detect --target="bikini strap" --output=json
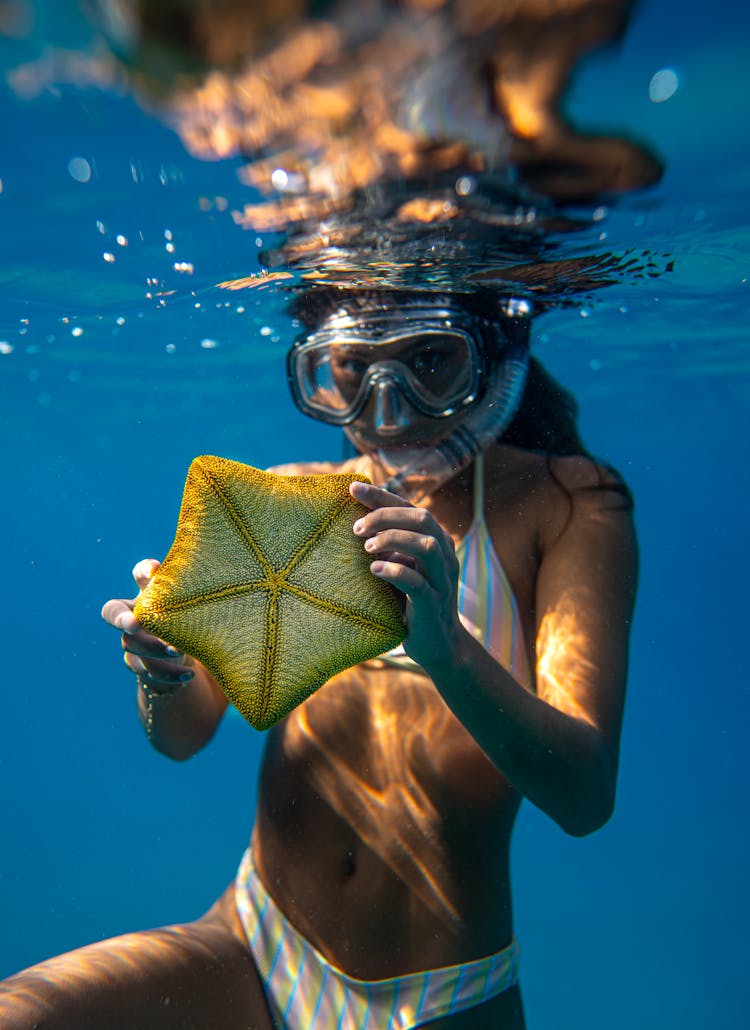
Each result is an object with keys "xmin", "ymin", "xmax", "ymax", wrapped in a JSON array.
[{"xmin": 472, "ymin": 451, "xmax": 485, "ymax": 524}]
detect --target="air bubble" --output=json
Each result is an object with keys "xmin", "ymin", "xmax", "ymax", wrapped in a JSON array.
[
  {"xmin": 649, "ymin": 68, "xmax": 679, "ymax": 103},
  {"xmin": 68, "ymin": 157, "xmax": 91, "ymax": 183}
]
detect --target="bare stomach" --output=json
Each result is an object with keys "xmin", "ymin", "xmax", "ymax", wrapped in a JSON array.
[{"xmin": 251, "ymin": 666, "xmax": 520, "ymax": 980}]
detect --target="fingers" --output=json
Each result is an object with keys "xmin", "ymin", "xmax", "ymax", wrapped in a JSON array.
[
  {"xmin": 121, "ymin": 627, "xmax": 181, "ymax": 662},
  {"xmin": 351, "ymin": 480, "xmax": 447, "ymax": 551},
  {"xmin": 368, "ymin": 559, "xmax": 433, "ymax": 599},
  {"xmin": 101, "ymin": 597, "xmax": 140, "ymax": 634},
  {"xmin": 101, "ymin": 558, "xmax": 162, "ymax": 632},
  {"xmin": 103, "ymin": 558, "xmax": 191, "ymax": 689},
  {"xmin": 133, "ymin": 557, "xmax": 161, "ymax": 590},
  {"xmin": 364, "ymin": 528, "xmax": 454, "ymax": 590},
  {"xmin": 350, "ymin": 479, "xmax": 410, "ymax": 510},
  {"xmin": 373, "ymin": 549, "xmax": 417, "ymax": 570},
  {"xmin": 354, "ymin": 505, "xmax": 455, "ymax": 564},
  {"xmin": 124, "ymin": 649, "xmax": 193, "ymax": 689},
  {"xmin": 351, "ymin": 486, "xmax": 457, "ymax": 598},
  {"xmin": 122, "ymin": 626, "xmax": 193, "ymax": 687}
]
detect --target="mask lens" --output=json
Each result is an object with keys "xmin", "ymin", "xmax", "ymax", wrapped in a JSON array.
[
  {"xmin": 328, "ymin": 344, "xmax": 378, "ymax": 405},
  {"xmin": 395, "ymin": 332, "xmax": 474, "ymax": 408},
  {"xmin": 296, "ymin": 344, "xmax": 371, "ymax": 415},
  {"xmin": 291, "ymin": 320, "xmax": 483, "ymax": 424}
]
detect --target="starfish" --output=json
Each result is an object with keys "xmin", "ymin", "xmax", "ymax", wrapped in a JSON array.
[{"xmin": 133, "ymin": 456, "xmax": 405, "ymax": 730}]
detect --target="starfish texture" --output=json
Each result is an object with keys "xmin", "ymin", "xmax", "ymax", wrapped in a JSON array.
[{"xmin": 133, "ymin": 456, "xmax": 405, "ymax": 730}]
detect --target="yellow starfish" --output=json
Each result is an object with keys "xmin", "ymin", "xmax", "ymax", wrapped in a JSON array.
[{"xmin": 133, "ymin": 456, "xmax": 405, "ymax": 730}]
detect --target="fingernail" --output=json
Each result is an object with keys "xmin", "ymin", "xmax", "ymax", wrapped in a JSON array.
[
  {"xmin": 353, "ymin": 519, "xmax": 364, "ymax": 534},
  {"xmin": 165, "ymin": 645, "xmax": 181, "ymax": 657},
  {"xmin": 364, "ymin": 537, "xmax": 376, "ymax": 552}
]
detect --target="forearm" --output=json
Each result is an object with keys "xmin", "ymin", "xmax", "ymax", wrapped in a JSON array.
[
  {"xmin": 422, "ymin": 627, "xmax": 616, "ymax": 836},
  {"xmin": 138, "ymin": 661, "xmax": 228, "ymax": 761}
]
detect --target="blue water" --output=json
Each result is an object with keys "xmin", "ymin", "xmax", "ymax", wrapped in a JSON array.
[{"xmin": 1, "ymin": 1, "xmax": 748, "ymax": 1027}]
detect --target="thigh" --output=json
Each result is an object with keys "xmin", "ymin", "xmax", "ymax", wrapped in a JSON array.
[{"xmin": 0, "ymin": 887, "xmax": 274, "ymax": 1030}]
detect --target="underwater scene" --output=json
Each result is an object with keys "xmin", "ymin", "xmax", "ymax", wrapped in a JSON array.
[{"xmin": 0, "ymin": 1, "xmax": 748, "ymax": 1027}]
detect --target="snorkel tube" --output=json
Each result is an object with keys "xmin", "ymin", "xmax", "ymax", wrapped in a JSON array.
[{"xmin": 352, "ymin": 298, "xmax": 532, "ymax": 503}]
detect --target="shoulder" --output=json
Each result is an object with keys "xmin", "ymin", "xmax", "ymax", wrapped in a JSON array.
[
  {"xmin": 483, "ymin": 444, "xmax": 635, "ymax": 550},
  {"xmin": 542, "ymin": 455, "xmax": 637, "ymax": 566},
  {"xmin": 548, "ymin": 453, "xmax": 630, "ymax": 493},
  {"xmin": 484, "ymin": 444, "xmax": 632, "ymax": 507},
  {"xmin": 547, "ymin": 455, "xmax": 634, "ymax": 517}
]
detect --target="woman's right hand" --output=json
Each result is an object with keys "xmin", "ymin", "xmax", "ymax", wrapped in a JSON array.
[{"xmin": 101, "ymin": 558, "xmax": 195, "ymax": 691}]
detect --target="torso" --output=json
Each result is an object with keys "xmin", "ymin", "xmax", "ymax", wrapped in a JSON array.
[{"xmin": 252, "ymin": 444, "xmax": 568, "ymax": 980}]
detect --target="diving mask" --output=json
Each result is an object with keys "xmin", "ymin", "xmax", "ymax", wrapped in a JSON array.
[
  {"xmin": 287, "ymin": 296, "xmax": 532, "ymax": 501},
  {"xmin": 287, "ymin": 305, "xmax": 491, "ymax": 432}
]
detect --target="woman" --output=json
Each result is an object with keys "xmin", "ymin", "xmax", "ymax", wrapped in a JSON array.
[{"xmin": 0, "ymin": 290, "xmax": 637, "ymax": 1029}]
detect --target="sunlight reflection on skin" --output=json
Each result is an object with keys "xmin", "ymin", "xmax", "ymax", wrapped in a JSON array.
[
  {"xmin": 536, "ymin": 590, "xmax": 599, "ymax": 727},
  {"xmin": 284, "ymin": 662, "xmax": 465, "ymax": 927},
  {"xmin": 0, "ymin": 889, "xmax": 270, "ymax": 1028},
  {"xmin": 0, "ymin": 926, "xmax": 210, "ymax": 1022}
]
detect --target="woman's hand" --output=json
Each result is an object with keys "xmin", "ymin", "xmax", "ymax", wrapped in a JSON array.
[
  {"xmin": 101, "ymin": 559, "xmax": 195, "ymax": 691},
  {"xmin": 349, "ymin": 480, "xmax": 464, "ymax": 669}
]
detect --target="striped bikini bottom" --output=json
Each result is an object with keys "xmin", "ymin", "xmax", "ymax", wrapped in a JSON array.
[{"xmin": 234, "ymin": 848, "xmax": 520, "ymax": 1030}]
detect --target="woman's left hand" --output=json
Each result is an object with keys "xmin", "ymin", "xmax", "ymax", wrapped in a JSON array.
[{"xmin": 350, "ymin": 480, "xmax": 464, "ymax": 669}]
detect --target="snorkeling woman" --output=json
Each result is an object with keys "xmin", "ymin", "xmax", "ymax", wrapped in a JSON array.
[{"xmin": 0, "ymin": 290, "xmax": 637, "ymax": 1029}]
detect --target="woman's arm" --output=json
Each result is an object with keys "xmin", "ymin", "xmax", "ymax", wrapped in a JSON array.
[
  {"xmin": 100, "ymin": 463, "xmax": 348, "ymax": 760},
  {"xmin": 350, "ymin": 469, "xmax": 637, "ymax": 836},
  {"xmin": 102, "ymin": 560, "xmax": 229, "ymax": 761}
]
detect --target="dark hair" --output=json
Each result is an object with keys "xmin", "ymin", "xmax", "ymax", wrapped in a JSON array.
[
  {"xmin": 506, "ymin": 356, "xmax": 634, "ymax": 509},
  {"xmin": 502, "ymin": 356, "xmax": 587, "ymax": 457}
]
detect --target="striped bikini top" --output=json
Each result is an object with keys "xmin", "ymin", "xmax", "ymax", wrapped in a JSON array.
[{"xmin": 379, "ymin": 453, "xmax": 532, "ymax": 689}]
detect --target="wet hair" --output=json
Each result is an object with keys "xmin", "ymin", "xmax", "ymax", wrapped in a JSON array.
[
  {"xmin": 503, "ymin": 356, "xmax": 585, "ymax": 457},
  {"xmin": 505, "ymin": 356, "xmax": 634, "ymax": 510},
  {"xmin": 287, "ymin": 284, "xmax": 534, "ymax": 333}
]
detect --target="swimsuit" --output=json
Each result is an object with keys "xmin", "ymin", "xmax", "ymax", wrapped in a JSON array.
[
  {"xmin": 235, "ymin": 453, "xmax": 528, "ymax": 1027},
  {"xmin": 235, "ymin": 848, "xmax": 520, "ymax": 1030},
  {"xmin": 381, "ymin": 452, "xmax": 532, "ymax": 689}
]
